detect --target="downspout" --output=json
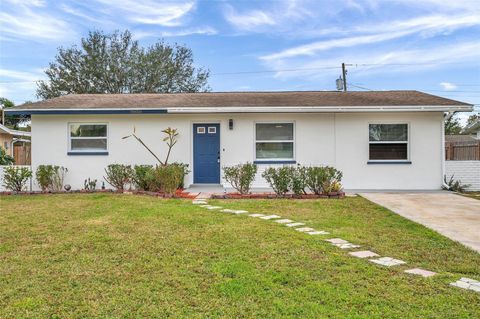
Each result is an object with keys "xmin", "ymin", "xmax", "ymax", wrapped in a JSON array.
[{"xmin": 442, "ymin": 111, "xmax": 455, "ymax": 190}]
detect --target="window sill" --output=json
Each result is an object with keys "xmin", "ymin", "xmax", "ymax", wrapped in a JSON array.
[
  {"xmin": 367, "ymin": 160, "xmax": 411, "ymax": 164},
  {"xmin": 68, "ymin": 151, "xmax": 109, "ymax": 156},
  {"xmin": 254, "ymin": 160, "xmax": 296, "ymax": 164}
]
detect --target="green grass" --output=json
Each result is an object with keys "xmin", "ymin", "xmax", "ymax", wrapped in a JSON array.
[{"xmin": 1, "ymin": 194, "xmax": 479, "ymax": 318}]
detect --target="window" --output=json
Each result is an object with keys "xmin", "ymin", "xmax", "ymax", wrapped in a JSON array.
[
  {"xmin": 369, "ymin": 124, "xmax": 408, "ymax": 160},
  {"xmin": 208, "ymin": 126, "xmax": 216, "ymax": 134},
  {"xmin": 69, "ymin": 123, "xmax": 107, "ymax": 152},
  {"xmin": 255, "ymin": 123, "xmax": 294, "ymax": 160},
  {"xmin": 197, "ymin": 127, "xmax": 205, "ymax": 134}
]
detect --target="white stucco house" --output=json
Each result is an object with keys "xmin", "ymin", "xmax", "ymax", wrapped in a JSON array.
[{"xmin": 6, "ymin": 91, "xmax": 472, "ymax": 190}]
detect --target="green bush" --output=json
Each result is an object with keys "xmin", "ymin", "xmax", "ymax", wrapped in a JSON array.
[
  {"xmin": 132, "ymin": 165, "xmax": 154, "ymax": 191},
  {"xmin": 2, "ymin": 166, "xmax": 32, "ymax": 191},
  {"xmin": 84, "ymin": 178, "xmax": 97, "ymax": 191},
  {"xmin": 104, "ymin": 164, "xmax": 133, "ymax": 191},
  {"xmin": 262, "ymin": 166, "xmax": 291, "ymax": 196},
  {"xmin": 223, "ymin": 162, "xmax": 257, "ymax": 194},
  {"xmin": 0, "ymin": 147, "xmax": 14, "ymax": 165},
  {"xmin": 35, "ymin": 165, "xmax": 68, "ymax": 191},
  {"xmin": 289, "ymin": 165, "xmax": 308, "ymax": 195},
  {"xmin": 171, "ymin": 162, "xmax": 190, "ymax": 189},
  {"xmin": 147, "ymin": 164, "xmax": 185, "ymax": 195},
  {"xmin": 305, "ymin": 166, "xmax": 343, "ymax": 194}
]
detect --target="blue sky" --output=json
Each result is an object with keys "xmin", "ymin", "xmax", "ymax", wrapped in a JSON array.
[{"xmin": 0, "ymin": 0, "xmax": 479, "ymax": 121}]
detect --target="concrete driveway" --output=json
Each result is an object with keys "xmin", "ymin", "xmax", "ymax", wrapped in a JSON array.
[{"xmin": 360, "ymin": 192, "xmax": 480, "ymax": 253}]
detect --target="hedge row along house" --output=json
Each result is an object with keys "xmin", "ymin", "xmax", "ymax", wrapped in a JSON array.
[{"xmin": 6, "ymin": 91, "xmax": 472, "ymax": 191}]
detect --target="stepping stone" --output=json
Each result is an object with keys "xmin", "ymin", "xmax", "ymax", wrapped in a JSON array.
[
  {"xmin": 404, "ymin": 268, "xmax": 437, "ymax": 278},
  {"xmin": 260, "ymin": 215, "xmax": 281, "ymax": 220},
  {"xmin": 307, "ymin": 230, "xmax": 330, "ymax": 235},
  {"xmin": 285, "ymin": 222, "xmax": 305, "ymax": 227},
  {"xmin": 349, "ymin": 250, "xmax": 379, "ymax": 259},
  {"xmin": 248, "ymin": 214, "xmax": 265, "ymax": 218},
  {"xmin": 450, "ymin": 278, "xmax": 480, "ymax": 292},
  {"xmin": 325, "ymin": 238, "xmax": 348, "ymax": 244},
  {"xmin": 275, "ymin": 219, "xmax": 294, "ymax": 224},
  {"xmin": 200, "ymin": 205, "xmax": 212, "ymax": 208},
  {"xmin": 334, "ymin": 243, "xmax": 361, "ymax": 249},
  {"xmin": 231, "ymin": 210, "xmax": 248, "ymax": 214},
  {"xmin": 204, "ymin": 206, "xmax": 223, "ymax": 210},
  {"xmin": 220, "ymin": 209, "xmax": 236, "ymax": 213},
  {"xmin": 370, "ymin": 257, "xmax": 406, "ymax": 267},
  {"xmin": 295, "ymin": 227, "xmax": 316, "ymax": 233}
]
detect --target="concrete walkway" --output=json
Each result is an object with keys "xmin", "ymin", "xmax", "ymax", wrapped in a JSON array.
[{"xmin": 360, "ymin": 192, "xmax": 480, "ymax": 253}]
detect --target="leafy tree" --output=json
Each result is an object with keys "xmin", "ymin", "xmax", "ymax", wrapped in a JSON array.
[
  {"xmin": 37, "ymin": 30, "xmax": 210, "ymax": 99},
  {"xmin": 444, "ymin": 115, "xmax": 463, "ymax": 135},
  {"xmin": 0, "ymin": 97, "xmax": 30, "ymax": 129},
  {"xmin": 466, "ymin": 114, "xmax": 479, "ymax": 126}
]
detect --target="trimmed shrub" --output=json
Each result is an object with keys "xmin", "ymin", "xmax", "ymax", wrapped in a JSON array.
[
  {"xmin": 262, "ymin": 166, "xmax": 291, "ymax": 196},
  {"xmin": 2, "ymin": 166, "xmax": 32, "ymax": 191},
  {"xmin": 290, "ymin": 165, "xmax": 308, "ymax": 195},
  {"xmin": 223, "ymin": 162, "xmax": 257, "ymax": 194},
  {"xmin": 147, "ymin": 164, "xmax": 185, "ymax": 195},
  {"xmin": 305, "ymin": 166, "xmax": 343, "ymax": 194},
  {"xmin": 35, "ymin": 165, "xmax": 68, "ymax": 191},
  {"xmin": 171, "ymin": 162, "xmax": 190, "ymax": 189},
  {"xmin": 132, "ymin": 165, "xmax": 154, "ymax": 191},
  {"xmin": 104, "ymin": 164, "xmax": 133, "ymax": 191}
]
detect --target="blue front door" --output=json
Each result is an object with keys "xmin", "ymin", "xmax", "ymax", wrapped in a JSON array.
[{"xmin": 193, "ymin": 124, "xmax": 220, "ymax": 183}]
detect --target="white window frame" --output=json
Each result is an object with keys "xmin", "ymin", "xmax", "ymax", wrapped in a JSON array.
[
  {"xmin": 197, "ymin": 126, "xmax": 206, "ymax": 134},
  {"xmin": 68, "ymin": 122, "xmax": 109, "ymax": 153},
  {"xmin": 254, "ymin": 121, "xmax": 295, "ymax": 161},
  {"xmin": 208, "ymin": 126, "xmax": 216, "ymax": 134},
  {"xmin": 368, "ymin": 123, "xmax": 409, "ymax": 162}
]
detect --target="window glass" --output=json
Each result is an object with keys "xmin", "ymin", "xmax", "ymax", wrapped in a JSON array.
[
  {"xmin": 369, "ymin": 124, "xmax": 407, "ymax": 141},
  {"xmin": 71, "ymin": 124, "xmax": 107, "ymax": 137},
  {"xmin": 70, "ymin": 124, "xmax": 107, "ymax": 151},
  {"xmin": 71, "ymin": 139, "xmax": 107, "ymax": 150},
  {"xmin": 256, "ymin": 123, "xmax": 293, "ymax": 141},
  {"xmin": 369, "ymin": 143, "xmax": 407, "ymax": 160},
  {"xmin": 256, "ymin": 142, "xmax": 294, "ymax": 159}
]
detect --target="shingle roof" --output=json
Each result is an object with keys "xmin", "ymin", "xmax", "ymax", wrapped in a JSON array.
[{"xmin": 12, "ymin": 91, "xmax": 471, "ymax": 110}]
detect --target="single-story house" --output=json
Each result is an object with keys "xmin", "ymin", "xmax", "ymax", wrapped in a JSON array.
[
  {"xmin": 6, "ymin": 91, "xmax": 473, "ymax": 190},
  {"xmin": 0, "ymin": 123, "xmax": 31, "ymax": 165}
]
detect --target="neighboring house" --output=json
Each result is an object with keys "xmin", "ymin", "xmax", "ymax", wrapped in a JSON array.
[
  {"xmin": 0, "ymin": 123, "xmax": 31, "ymax": 165},
  {"xmin": 5, "ymin": 91, "xmax": 473, "ymax": 190}
]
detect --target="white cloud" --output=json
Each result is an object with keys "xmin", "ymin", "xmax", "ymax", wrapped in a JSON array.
[
  {"xmin": 262, "ymin": 41, "xmax": 480, "ymax": 80},
  {"xmin": 0, "ymin": 1, "xmax": 74, "ymax": 41},
  {"xmin": 133, "ymin": 27, "xmax": 217, "ymax": 39},
  {"xmin": 262, "ymin": 13, "xmax": 480, "ymax": 61},
  {"xmin": 94, "ymin": 0, "xmax": 196, "ymax": 26},
  {"xmin": 439, "ymin": 82, "xmax": 458, "ymax": 91},
  {"xmin": 0, "ymin": 69, "xmax": 45, "ymax": 103},
  {"xmin": 223, "ymin": 5, "xmax": 276, "ymax": 31}
]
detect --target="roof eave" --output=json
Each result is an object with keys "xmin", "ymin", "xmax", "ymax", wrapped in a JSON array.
[{"xmin": 6, "ymin": 104, "xmax": 473, "ymax": 115}]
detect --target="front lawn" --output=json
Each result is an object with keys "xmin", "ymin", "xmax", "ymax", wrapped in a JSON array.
[{"xmin": 1, "ymin": 194, "xmax": 479, "ymax": 318}]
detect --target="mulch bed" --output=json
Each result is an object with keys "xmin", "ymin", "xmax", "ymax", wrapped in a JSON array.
[
  {"xmin": 0, "ymin": 189, "xmax": 196, "ymax": 199},
  {"xmin": 211, "ymin": 192, "xmax": 346, "ymax": 199}
]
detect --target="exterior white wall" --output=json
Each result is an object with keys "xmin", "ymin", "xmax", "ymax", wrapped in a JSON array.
[
  {"xmin": 445, "ymin": 161, "xmax": 480, "ymax": 191},
  {"xmin": 30, "ymin": 111, "xmax": 444, "ymax": 191}
]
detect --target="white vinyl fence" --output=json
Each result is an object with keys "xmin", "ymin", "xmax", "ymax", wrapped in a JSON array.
[
  {"xmin": 445, "ymin": 161, "xmax": 480, "ymax": 191},
  {"xmin": 0, "ymin": 165, "xmax": 33, "ymax": 192}
]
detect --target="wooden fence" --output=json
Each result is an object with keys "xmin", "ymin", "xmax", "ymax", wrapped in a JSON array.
[
  {"xmin": 13, "ymin": 144, "xmax": 31, "ymax": 165},
  {"xmin": 445, "ymin": 141, "xmax": 480, "ymax": 161}
]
